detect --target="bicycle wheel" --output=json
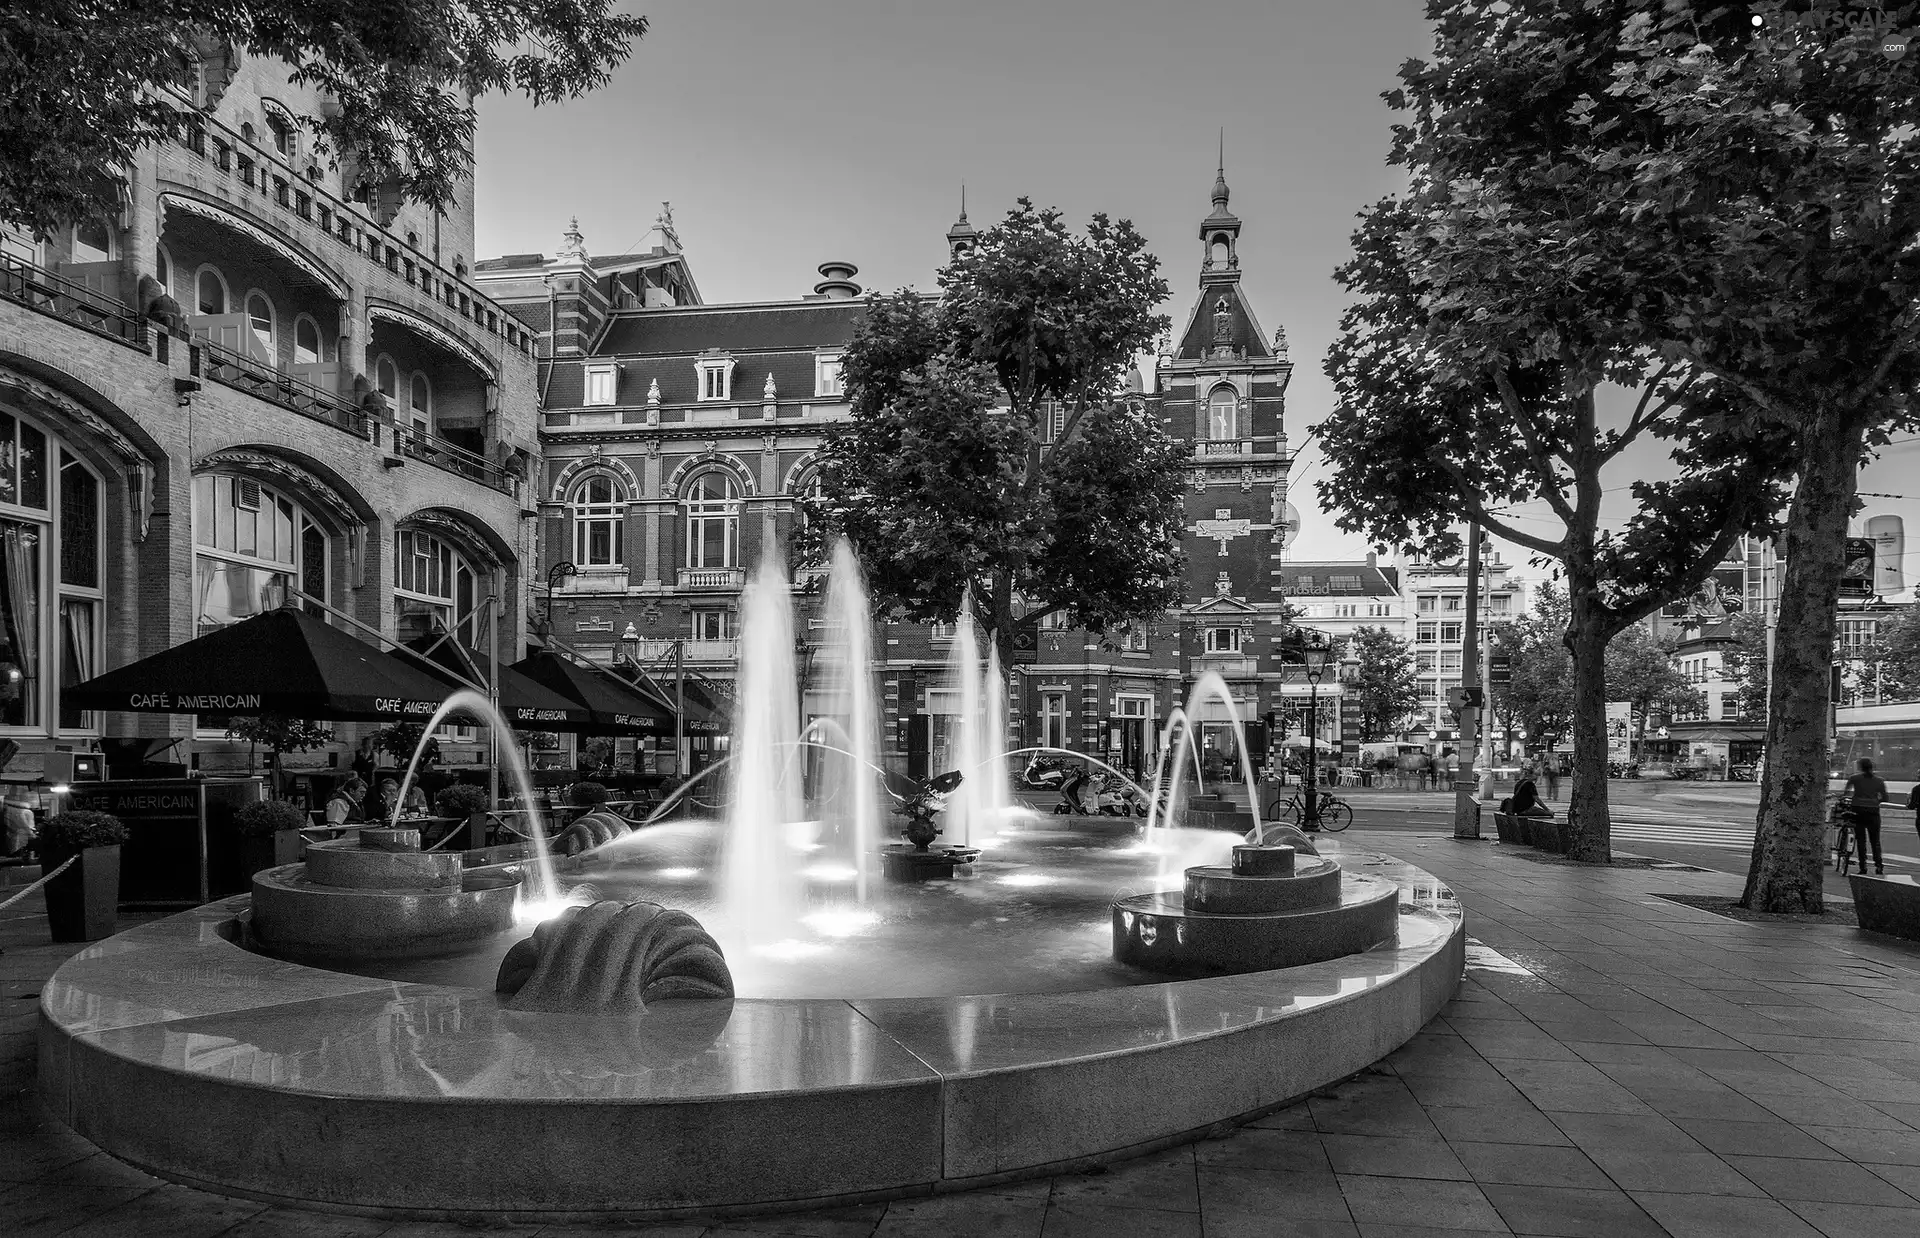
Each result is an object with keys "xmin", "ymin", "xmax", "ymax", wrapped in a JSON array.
[
  {"xmin": 1319, "ymin": 800, "xmax": 1352, "ymax": 831},
  {"xmin": 1269, "ymin": 797, "xmax": 1299, "ymax": 824}
]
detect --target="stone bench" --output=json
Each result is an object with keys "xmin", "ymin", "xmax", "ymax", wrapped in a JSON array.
[
  {"xmin": 1850, "ymin": 874, "xmax": 1920, "ymax": 943},
  {"xmin": 1494, "ymin": 809, "xmax": 1567, "ymax": 854}
]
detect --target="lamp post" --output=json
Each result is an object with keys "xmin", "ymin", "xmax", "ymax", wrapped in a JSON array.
[
  {"xmin": 1300, "ymin": 634, "xmax": 1334, "ymax": 830},
  {"xmin": 544, "ymin": 562, "xmax": 577, "ymax": 633}
]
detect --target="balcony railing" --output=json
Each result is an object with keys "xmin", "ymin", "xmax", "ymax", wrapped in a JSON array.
[
  {"xmin": 393, "ymin": 424, "xmax": 515, "ymax": 495},
  {"xmin": 195, "ymin": 338, "xmax": 369, "ymax": 438},
  {"xmin": 1193, "ymin": 653, "xmax": 1259, "ymax": 678},
  {"xmin": 678, "ymin": 568, "xmax": 746, "ymax": 590},
  {"xmin": 632, "ymin": 638, "xmax": 739, "ymax": 663},
  {"xmin": 1195, "ymin": 436, "xmax": 1286, "ymax": 458},
  {"xmin": 172, "ymin": 114, "xmax": 533, "ymax": 356},
  {"xmin": 0, "ymin": 254, "xmax": 147, "ymax": 350}
]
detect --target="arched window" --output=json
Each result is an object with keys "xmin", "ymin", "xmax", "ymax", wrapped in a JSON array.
[
  {"xmin": 293, "ymin": 315, "xmax": 323, "ymax": 365},
  {"xmin": 408, "ymin": 372, "xmax": 432, "ymax": 435},
  {"xmin": 196, "ymin": 267, "xmax": 228, "ymax": 316},
  {"xmin": 155, "ymin": 245, "xmax": 172, "ymax": 295},
  {"xmin": 684, "ymin": 470, "xmax": 740, "ymax": 570},
  {"xmin": 192, "ymin": 475, "xmax": 329, "ymax": 637},
  {"xmin": 246, "ymin": 291, "xmax": 275, "ymax": 356},
  {"xmin": 571, "ymin": 474, "xmax": 626, "ymax": 568},
  {"xmin": 394, "ymin": 527, "xmax": 478, "ymax": 647},
  {"xmin": 0, "ymin": 410, "xmax": 104, "ymax": 734},
  {"xmin": 264, "ymin": 107, "xmax": 296, "ymax": 158},
  {"xmin": 375, "ymin": 356, "xmax": 398, "ymax": 401},
  {"xmin": 1207, "ymin": 384, "xmax": 1240, "ymax": 441}
]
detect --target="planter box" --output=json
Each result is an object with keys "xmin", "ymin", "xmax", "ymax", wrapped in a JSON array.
[
  {"xmin": 1850, "ymin": 874, "xmax": 1920, "ymax": 942},
  {"xmin": 1493, "ymin": 812, "xmax": 1517, "ymax": 844},
  {"xmin": 43, "ymin": 844, "xmax": 121, "ymax": 942},
  {"xmin": 238, "ymin": 830, "xmax": 306, "ymax": 882}
]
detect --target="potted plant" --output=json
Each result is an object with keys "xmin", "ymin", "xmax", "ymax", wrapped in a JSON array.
[
  {"xmin": 434, "ymin": 783, "xmax": 491, "ymax": 850},
  {"xmin": 567, "ymin": 781, "xmax": 609, "ymax": 808},
  {"xmin": 225, "ymin": 713, "xmax": 333, "ymax": 797},
  {"xmin": 38, "ymin": 809, "xmax": 129, "ymax": 943},
  {"xmin": 234, "ymin": 799, "xmax": 310, "ymax": 879}
]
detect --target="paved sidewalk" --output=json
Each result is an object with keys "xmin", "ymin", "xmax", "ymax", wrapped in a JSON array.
[{"xmin": 5, "ymin": 836, "xmax": 1920, "ymax": 1236}]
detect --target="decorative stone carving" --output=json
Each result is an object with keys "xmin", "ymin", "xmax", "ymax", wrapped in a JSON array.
[
  {"xmin": 549, "ymin": 453, "xmax": 640, "ymax": 503},
  {"xmin": 763, "ymin": 371, "xmax": 777, "ymax": 400},
  {"xmin": 366, "ymin": 304, "xmax": 496, "ymax": 378},
  {"xmin": 1215, "ymin": 571, "xmax": 1233, "ymax": 597},
  {"xmin": 1212, "ymin": 295, "xmax": 1233, "ymax": 343},
  {"xmin": 159, "ymin": 195, "xmax": 347, "ymax": 300},
  {"xmin": 553, "ymin": 810, "xmax": 632, "ymax": 857},
  {"xmin": 1273, "ymin": 326, "xmax": 1290, "ymax": 358},
  {"xmin": 195, "ymin": 448, "xmax": 364, "ymax": 533},
  {"xmin": 646, "ymin": 377, "xmax": 661, "ymax": 405},
  {"xmin": 558, "ymin": 217, "xmax": 589, "ymax": 262},
  {"xmin": 495, "ymin": 900, "xmax": 734, "ymax": 1013}
]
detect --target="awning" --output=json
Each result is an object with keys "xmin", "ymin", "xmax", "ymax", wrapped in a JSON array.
[
  {"xmin": 66, "ymin": 609, "xmax": 451, "ymax": 722},
  {"xmin": 1665, "ymin": 725, "xmax": 1765, "ymax": 743},
  {"xmin": 507, "ymin": 652, "xmax": 674, "ymax": 736},
  {"xmin": 605, "ymin": 663, "xmax": 728, "ymax": 736},
  {"xmin": 394, "ymin": 636, "xmax": 598, "ymax": 732}
]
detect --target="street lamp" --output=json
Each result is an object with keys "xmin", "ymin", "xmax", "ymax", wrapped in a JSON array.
[
  {"xmin": 544, "ymin": 562, "xmax": 577, "ymax": 632},
  {"xmin": 618, "ymin": 622, "xmax": 641, "ymax": 667},
  {"xmin": 1299, "ymin": 634, "xmax": 1335, "ymax": 830}
]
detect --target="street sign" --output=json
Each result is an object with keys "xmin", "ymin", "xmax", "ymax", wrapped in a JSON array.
[
  {"xmin": 1841, "ymin": 536, "xmax": 1877, "ymax": 599},
  {"xmin": 1489, "ymin": 647, "xmax": 1512, "ymax": 687}
]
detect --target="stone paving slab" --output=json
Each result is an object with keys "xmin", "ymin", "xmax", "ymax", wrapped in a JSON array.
[{"xmin": 4, "ymin": 833, "xmax": 1920, "ymax": 1235}]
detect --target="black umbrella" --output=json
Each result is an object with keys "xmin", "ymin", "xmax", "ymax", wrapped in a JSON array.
[
  {"xmin": 603, "ymin": 662, "xmax": 728, "ymax": 736},
  {"xmin": 508, "ymin": 652, "xmax": 674, "ymax": 737},
  {"xmin": 395, "ymin": 635, "xmax": 599, "ymax": 732},
  {"xmin": 66, "ymin": 608, "xmax": 454, "ymax": 722}
]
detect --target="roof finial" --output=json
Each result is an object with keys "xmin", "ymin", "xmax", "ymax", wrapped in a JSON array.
[
  {"xmin": 959, "ymin": 183, "xmax": 967, "ymax": 222},
  {"xmin": 1211, "ymin": 130, "xmax": 1230, "ymax": 208}
]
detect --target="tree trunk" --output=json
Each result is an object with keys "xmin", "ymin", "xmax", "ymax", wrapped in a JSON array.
[
  {"xmin": 1741, "ymin": 412, "xmax": 1868, "ymax": 913},
  {"xmin": 1563, "ymin": 586, "xmax": 1613, "ymax": 863}
]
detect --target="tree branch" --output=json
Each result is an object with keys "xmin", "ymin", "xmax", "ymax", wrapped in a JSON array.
[
  {"xmin": 1428, "ymin": 453, "xmax": 1569, "ymax": 558},
  {"xmin": 1490, "ymin": 367, "xmax": 1576, "ymax": 524}
]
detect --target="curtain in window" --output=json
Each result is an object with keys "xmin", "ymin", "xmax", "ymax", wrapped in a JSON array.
[
  {"xmin": 0, "ymin": 524, "xmax": 37, "ymax": 711},
  {"xmin": 59, "ymin": 599, "xmax": 94, "ymax": 728}
]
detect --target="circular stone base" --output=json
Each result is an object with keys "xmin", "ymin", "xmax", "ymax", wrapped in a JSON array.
[
  {"xmin": 879, "ymin": 846, "xmax": 980, "ymax": 882},
  {"xmin": 1112, "ymin": 871, "xmax": 1401, "ymax": 977},
  {"xmin": 249, "ymin": 865, "xmax": 520, "ymax": 961},
  {"xmin": 37, "ymin": 846, "xmax": 1462, "ymax": 1220},
  {"xmin": 1183, "ymin": 856, "xmax": 1343, "ymax": 914}
]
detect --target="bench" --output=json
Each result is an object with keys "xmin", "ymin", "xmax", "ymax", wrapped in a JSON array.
[
  {"xmin": 1850, "ymin": 874, "xmax": 1920, "ymax": 943},
  {"xmin": 1494, "ymin": 809, "xmax": 1567, "ymax": 853}
]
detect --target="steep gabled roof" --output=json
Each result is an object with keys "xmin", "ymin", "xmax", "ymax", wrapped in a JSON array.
[{"xmin": 1172, "ymin": 281, "xmax": 1272, "ymax": 362}]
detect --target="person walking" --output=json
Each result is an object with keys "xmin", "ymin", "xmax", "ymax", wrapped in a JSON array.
[
  {"xmin": 1908, "ymin": 767, "xmax": 1919, "ymax": 848},
  {"xmin": 1844, "ymin": 758, "xmax": 1889, "ymax": 876},
  {"xmin": 1543, "ymin": 754, "xmax": 1561, "ymax": 802}
]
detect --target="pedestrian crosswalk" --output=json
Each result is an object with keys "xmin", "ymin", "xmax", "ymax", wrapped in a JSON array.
[{"xmin": 1608, "ymin": 817, "xmax": 1920, "ymax": 867}]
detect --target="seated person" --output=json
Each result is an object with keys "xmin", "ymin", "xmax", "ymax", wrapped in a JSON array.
[
  {"xmin": 1507, "ymin": 778, "xmax": 1554, "ymax": 819},
  {"xmin": 324, "ymin": 776, "xmax": 367, "ymax": 826},
  {"xmin": 399, "ymin": 780, "xmax": 429, "ymax": 817}
]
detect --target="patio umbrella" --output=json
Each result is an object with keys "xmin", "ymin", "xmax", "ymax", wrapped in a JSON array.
[
  {"xmin": 394, "ymin": 635, "xmax": 598, "ymax": 732},
  {"xmin": 604, "ymin": 662, "xmax": 728, "ymax": 736},
  {"xmin": 66, "ymin": 608, "xmax": 452, "ymax": 722},
  {"xmin": 507, "ymin": 651, "xmax": 674, "ymax": 737}
]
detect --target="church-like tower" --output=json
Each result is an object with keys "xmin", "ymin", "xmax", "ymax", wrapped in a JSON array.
[{"xmin": 1153, "ymin": 153, "xmax": 1300, "ymax": 742}]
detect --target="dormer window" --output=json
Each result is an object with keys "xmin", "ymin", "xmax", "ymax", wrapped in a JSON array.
[
  {"xmin": 697, "ymin": 356, "xmax": 734, "ymax": 402},
  {"xmin": 815, "ymin": 353, "xmax": 845, "ymax": 398},
  {"xmin": 584, "ymin": 363, "xmax": 617, "ymax": 407}
]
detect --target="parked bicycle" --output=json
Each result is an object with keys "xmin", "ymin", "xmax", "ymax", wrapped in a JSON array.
[{"xmin": 1265, "ymin": 788, "xmax": 1352, "ymax": 832}]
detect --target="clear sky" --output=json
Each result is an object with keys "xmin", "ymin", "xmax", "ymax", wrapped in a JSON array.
[{"xmin": 473, "ymin": 0, "xmax": 1439, "ymax": 562}]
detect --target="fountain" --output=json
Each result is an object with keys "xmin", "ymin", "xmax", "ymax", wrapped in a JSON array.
[{"xmin": 37, "ymin": 536, "xmax": 1466, "ymax": 1220}]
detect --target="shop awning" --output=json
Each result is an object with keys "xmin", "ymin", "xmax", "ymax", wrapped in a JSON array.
[
  {"xmin": 507, "ymin": 652, "xmax": 675, "ymax": 737},
  {"xmin": 604, "ymin": 663, "xmax": 728, "ymax": 736},
  {"xmin": 66, "ymin": 609, "xmax": 452, "ymax": 722},
  {"xmin": 393, "ymin": 636, "xmax": 599, "ymax": 733},
  {"xmin": 1666, "ymin": 725, "xmax": 1765, "ymax": 743}
]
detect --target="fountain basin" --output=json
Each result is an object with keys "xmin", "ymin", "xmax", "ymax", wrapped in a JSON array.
[
  {"xmin": 1183, "ymin": 856, "xmax": 1343, "ymax": 914},
  {"xmin": 37, "ymin": 842, "xmax": 1461, "ymax": 1220},
  {"xmin": 302, "ymin": 838, "xmax": 463, "ymax": 891},
  {"xmin": 878, "ymin": 844, "xmax": 981, "ymax": 882},
  {"xmin": 1112, "ymin": 873, "xmax": 1401, "ymax": 977},
  {"xmin": 248, "ymin": 865, "xmax": 520, "ymax": 961}
]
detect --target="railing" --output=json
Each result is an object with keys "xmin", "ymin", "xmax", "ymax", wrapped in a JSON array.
[
  {"xmin": 194, "ymin": 338, "xmax": 369, "ymax": 438},
  {"xmin": 632, "ymin": 638, "xmax": 738, "ymax": 663},
  {"xmin": 677, "ymin": 568, "xmax": 746, "ymax": 590},
  {"xmin": 1193, "ymin": 653, "xmax": 1259, "ymax": 678},
  {"xmin": 171, "ymin": 114, "xmax": 533, "ymax": 356},
  {"xmin": 393, "ymin": 424, "xmax": 515, "ymax": 495},
  {"xmin": 0, "ymin": 253, "xmax": 147, "ymax": 350},
  {"xmin": 1196, "ymin": 437, "xmax": 1285, "ymax": 458}
]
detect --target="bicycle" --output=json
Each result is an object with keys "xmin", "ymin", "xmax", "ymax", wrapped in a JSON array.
[
  {"xmin": 1831, "ymin": 796, "xmax": 1859, "ymax": 874},
  {"xmin": 1266, "ymin": 788, "xmax": 1352, "ymax": 832}
]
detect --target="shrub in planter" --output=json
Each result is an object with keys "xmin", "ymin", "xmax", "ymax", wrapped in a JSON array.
[
  {"xmin": 234, "ymin": 800, "xmax": 310, "ymax": 878},
  {"xmin": 38, "ymin": 810, "xmax": 129, "ymax": 943},
  {"xmin": 568, "ymin": 781, "xmax": 610, "ymax": 808},
  {"xmin": 435, "ymin": 784, "xmax": 491, "ymax": 819},
  {"xmin": 235, "ymin": 800, "xmax": 310, "ymax": 838}
]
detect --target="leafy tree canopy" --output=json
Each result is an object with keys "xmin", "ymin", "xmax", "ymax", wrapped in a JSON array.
[
  {"xmin": 1604, "ymin": 623, "xmax": 1704, "ymax": 750},
  {"xmin": 0, "ymin": 1, "xmax": 648, "ymax": 235},
  {"xmin": 1862, "ymin": 604, "xmax": 1920, "ymax": 704},
  {"xmin": 1345, "ymin": 626, "xmax": 1423, "ymax": 742},
  {"xmin": 805, "ymin": 201, "xmax": 1184, "ymax": 656},
  {"xmin": 1496, "ymin": 580, "xmax": 1576, "ymax": 752}
]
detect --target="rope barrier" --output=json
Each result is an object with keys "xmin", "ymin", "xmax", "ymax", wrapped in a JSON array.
[{"xmin": 0, "ymin": 855, "xmax": 79, "ymax": 912}]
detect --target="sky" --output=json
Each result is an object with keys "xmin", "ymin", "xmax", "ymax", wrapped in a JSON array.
[{"xmin": 471, "ymin": 0, "xmax": 1673, "ymax": 579}]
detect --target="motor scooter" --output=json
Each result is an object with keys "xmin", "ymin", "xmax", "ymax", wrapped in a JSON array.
[{"xmin": 1022, "ymin": 754, "xmax": 1069, "ymax": 791}]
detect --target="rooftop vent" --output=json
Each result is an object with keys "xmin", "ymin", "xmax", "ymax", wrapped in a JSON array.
[{"xmin": 811, "ymin": 261, "xmax": 862, "ymax": 300}]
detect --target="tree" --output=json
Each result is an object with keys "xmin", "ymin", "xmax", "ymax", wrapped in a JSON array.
[
  {"xmin": 1577, "ymin": 4, "xmax": 1920, "ymax": 910},
  {"xmin": 226, "ymin": 714, "xmax": 332, "ymax": 794},
  {"xmin": 1604, "ymin": 624, "xmax": 1704, "ymax": 761},
  {"xmin": 1, "ymin": 2, "xmax": 648, "ymax": 236},
  {"xmin": 1719, "ymin": 611, "xmax": 1771, "ymax": 723},
  {"xmin": 1318, "ymin": 1, "xmax": 1796, "ymax": 862},
  {"xmin": 1863, "ymin": 604, "xmax": 1920, "ymax": 703},
  {"xmin": 1497, "ymin": 581, "xmax": 1576, "ymax": 755},
  {"xmin": 1346, "ymin": 626, "xmax": 1423, "ymax": 741},
  {"xmin": 804, "ymin": 201, "xmax": 1185, "ymax": 668}
]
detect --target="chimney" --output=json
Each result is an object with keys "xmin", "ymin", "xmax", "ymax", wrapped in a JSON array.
[{"xmin": 811, "ymin": 261, "xmax": 862, "ymax": 299}]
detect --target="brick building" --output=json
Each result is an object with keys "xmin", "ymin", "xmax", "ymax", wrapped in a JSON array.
[
  {"xmin": 494, "ymin": 162, "xmax": 1390, "ymax": 782},
  {"xmin": 0, "ymin": 49, "xmax": 540, "ymax": 778}
]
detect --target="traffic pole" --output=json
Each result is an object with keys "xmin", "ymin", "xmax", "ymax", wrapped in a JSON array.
[{"xmin": 1455, "ymin": 522, "xmax": 1483, "ymax": 839}]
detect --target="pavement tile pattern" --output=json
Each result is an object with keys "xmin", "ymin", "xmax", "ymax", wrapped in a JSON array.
[{"xmin": 3, "ymin": 833, "xmax": 1920, "ymax": 1236}]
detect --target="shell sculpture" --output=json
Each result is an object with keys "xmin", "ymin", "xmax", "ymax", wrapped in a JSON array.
[
  {"xmin": 1254, "ymin": 822, "xmax": 1321, "ymax": 856},
  {"xmin": 553, "ymin": 810, "xmax": 632, "ymax": 857},
  {"xmin": 495, "ymin": 899, "xmax": 734, "ymax": 1013}
]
